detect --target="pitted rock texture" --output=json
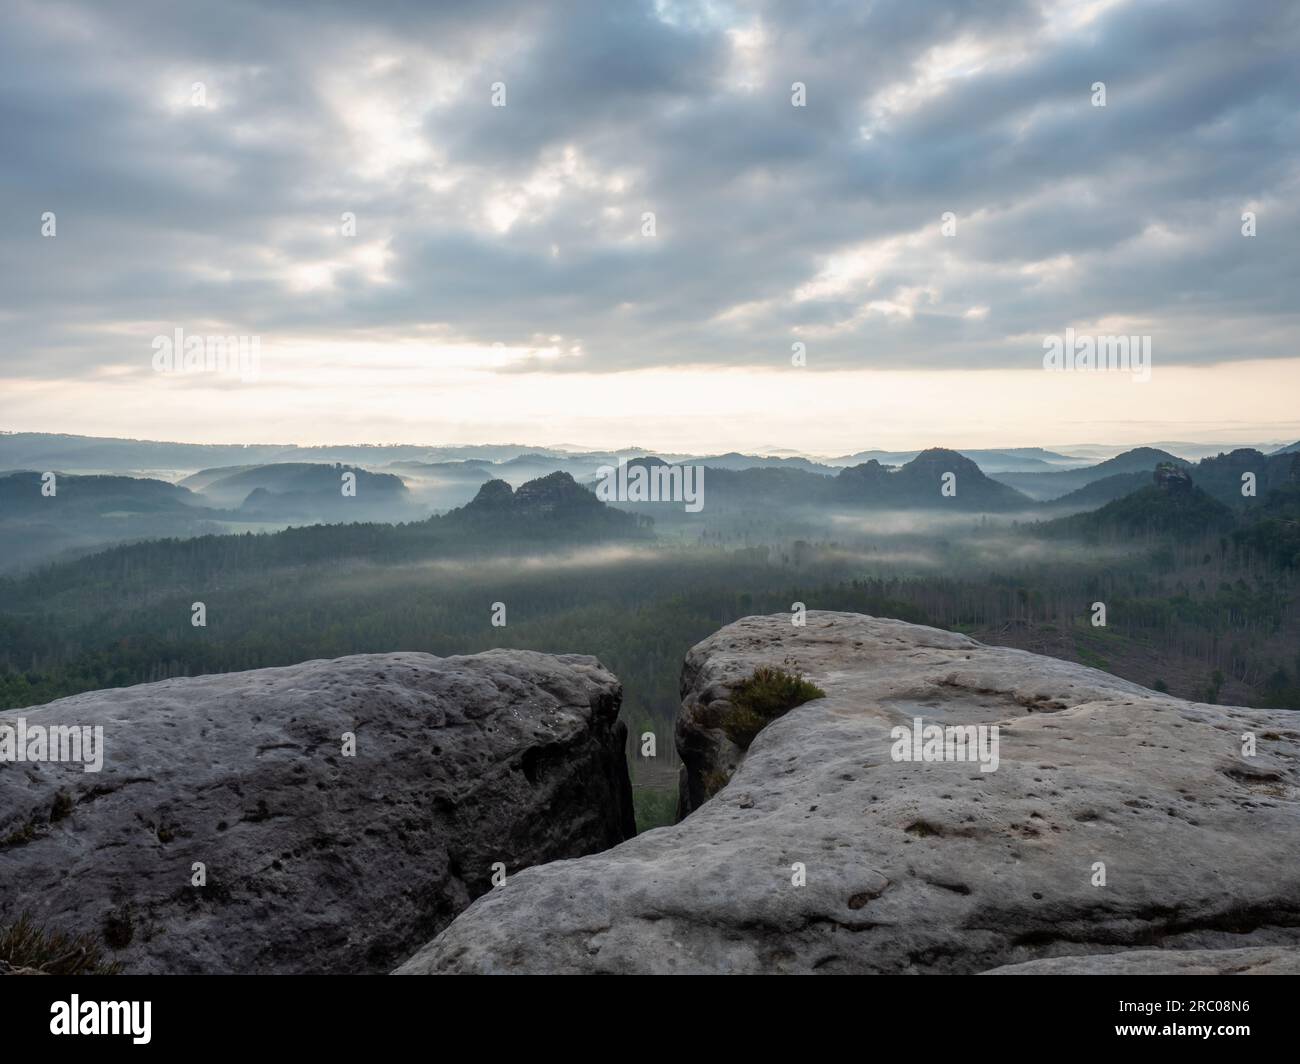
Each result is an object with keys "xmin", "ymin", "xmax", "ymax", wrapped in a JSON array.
[
  {"xmin": 0, "ymin": 651, "xmax": 634, "ymax": 973},
  {"xmin": 396, "ymin": 612, "xmax": 1300, "ymax": 974}
]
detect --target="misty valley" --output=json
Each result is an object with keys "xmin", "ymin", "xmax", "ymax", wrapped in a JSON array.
[{"xmin": 3, "ymin": 433, "xmax": 1297, "ymax": 834}]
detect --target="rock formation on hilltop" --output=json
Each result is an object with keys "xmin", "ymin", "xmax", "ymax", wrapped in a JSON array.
[
  {"xmin": 453, "ymin": 470, "xmax": 650, "ymax": 539},
  {"xmin": 1042, "ymin": 462, "xmax": 1235, "ymax": 541},
  {"xmin": 0, "ymin": 651, "xmax": 634, "ymax": 974},
  {"xmin": 1153, "ymin": 460, "xmax": 1193, "ymax": 493},
  {"xmin": 464, "ymin": 470, "xmax": 602, "ymax": 516},
  {"xmin": 397, "ymin": 611, "xmax": 1300, "ymax": 975}
]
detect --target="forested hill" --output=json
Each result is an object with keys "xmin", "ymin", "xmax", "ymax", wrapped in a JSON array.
[
  {"xmin": 1233, "ymin": 473, "xmax": 1300, "ymax": 570},
  {"xmin": 1037, "ymin": 458, "xmax": 1300, "ymax": 554},
  {"xmin": 0, "ymin": 471, "xmax": 200, "ymax": 514},
  {"xmin": 1040, "ymin": 465, "xmax": 1234, "ymax": 541},
  {"xmin": 1, "ymin": 472, "xmax": 650, "ymax": 603}
]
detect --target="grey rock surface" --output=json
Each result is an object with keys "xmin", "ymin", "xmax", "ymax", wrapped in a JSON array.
[
  {"xmin": 983, "ymin": 945, "xmax": 1300, "ymax": 974},
  {"xmin": 0, "ymin": 650, "xmax": 633, "ymax": 973},
  {"xmin": 397, "ymin": 612, "xmax": 1300, "ymax": 974}
]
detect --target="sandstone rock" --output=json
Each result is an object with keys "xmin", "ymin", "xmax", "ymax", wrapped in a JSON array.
[
  {"xmin": 0, "ymin": 651, "xmax": 633, "ymax": 974},
  {"xmin": 397, "ymin": 612, "xmax": 1300, "ymax": 974},
  {"xmin": 983, "ymin": 945, "xmax": 1300, "ymax": 975},
  {"xmin": 1154, "ymin": 461, "xmax": 1194, "ymax": 493}
]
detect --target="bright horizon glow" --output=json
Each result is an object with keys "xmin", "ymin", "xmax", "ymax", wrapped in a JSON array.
[{"xmin": 5, "ymin": 355, "xmax": 1298, "ymax": 457}]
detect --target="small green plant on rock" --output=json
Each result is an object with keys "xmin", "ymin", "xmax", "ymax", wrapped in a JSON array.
[
  {"xmin": 0, "ymin": 914, "xmax": 123, "ymax": 975},
  {"xmin": 720, "ymin": 667, "xmax": 825, "ymax": 748}
]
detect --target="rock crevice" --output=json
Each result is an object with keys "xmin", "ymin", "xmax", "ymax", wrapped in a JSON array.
[{"xmin": 397, "ymin": 612, "xmax": 1300, "ymax": 974}]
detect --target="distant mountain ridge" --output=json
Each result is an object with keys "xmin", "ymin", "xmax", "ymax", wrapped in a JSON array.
[
  {"xmin": 3, "ymin": 471, "xmax": 649, "ymax": 595},
  {"xmin": 6, "ymin": 434, "xmax": 1299, "ymax": 568},
  {"xmin": 1039, "ymin": 463, "xmax": 1236, "ymax": 541},
  {"xmin": 991, "ymin": 447, "xmax": 1190, "ymax": 500},
  {"xmin": 0, "ymin": 471, "xmax": 200, "ymax": 515},
  {"xmin": 829, "ymin": 446, "xmax": 1089, "ymax": 473},
  {"xmin": 616, "ymin": 447, "xmax": 1034, "ymax": 512},
  {"xmin": 181, "ymin": 462, "xmax": 408, "ymax": 510},
  {"xmin": 0, "ymin": 471, "xmax": 224, "ymax": 572},
  {"xmin": 13, "ymin": 431, "xmax": 1294, "ymax": 482}
]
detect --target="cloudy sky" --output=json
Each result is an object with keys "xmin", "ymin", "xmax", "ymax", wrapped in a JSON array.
[{"xmin": 2, "ymin": 0, "xmax": 1297, "ymax": 454}]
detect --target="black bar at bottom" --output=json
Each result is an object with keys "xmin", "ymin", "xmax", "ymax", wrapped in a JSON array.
[{"xmin": 1, "ymin": 972, "xmax": 1291, "ymax": 1052}]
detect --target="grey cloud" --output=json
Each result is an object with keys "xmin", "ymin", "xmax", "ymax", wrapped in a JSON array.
[{"xmin": 0, "ymin": 0, "xmax": 1296, "ymax": 382}]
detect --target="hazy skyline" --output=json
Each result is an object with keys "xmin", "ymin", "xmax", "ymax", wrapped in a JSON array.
[{"xmin": 3, "ymin": 0, "xmax": 1298, "ymax": 451}]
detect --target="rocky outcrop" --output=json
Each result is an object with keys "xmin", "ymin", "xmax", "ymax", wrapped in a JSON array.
[
  {"xmin": 1154, "ymin": 461, "xmax": 1194, "ymax": 493},
  {"xmin": 397, "ymin": 612, "xmax": 1300, "ymax": 974},
  {"xmin": 0, "ymin": 651, "xmax": 633, "ymax": 974},
  {"xmin": 450, "ymin": 471, "xmax": 650, "ymax": 542}
]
